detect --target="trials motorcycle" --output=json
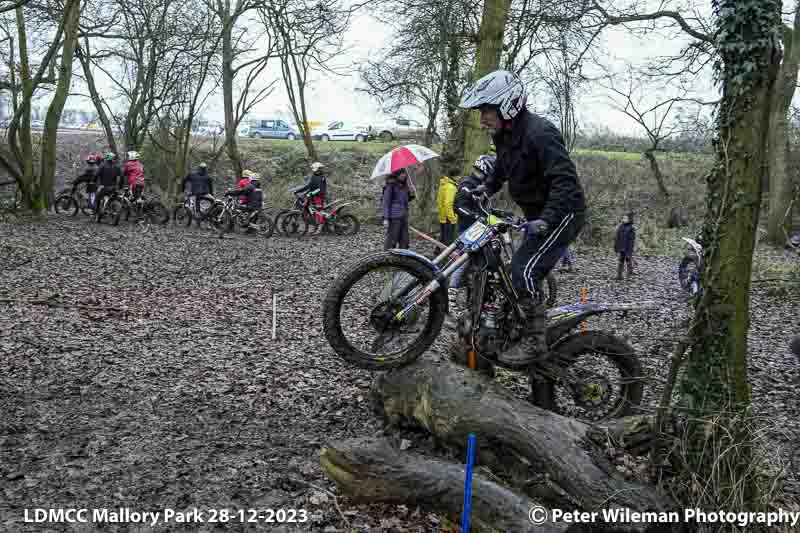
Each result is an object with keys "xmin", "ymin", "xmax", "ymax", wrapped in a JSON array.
[{"xmin": 322, "ymin": 191, "xmax": 645, "ymax": 421}]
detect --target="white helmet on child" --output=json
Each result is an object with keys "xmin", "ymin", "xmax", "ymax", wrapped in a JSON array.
[{"xmin": 127, "ymin": 151, "xmax": 139, "ymax": 160}]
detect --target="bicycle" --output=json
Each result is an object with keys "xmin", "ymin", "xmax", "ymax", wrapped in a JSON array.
[
  {"xmin": 95, "ymin": 188, "xmax": 124, "ymax": 225},
  {"xmin": 207, "ymin": 194, "xmax": 274, "ymax": 238},
  {"xmin": 173, "ymin": 193, "xmax": 216, "ymax": 227},
  {"xmin": 117, "ymin": 187, "xmax": 169, "ymax": 225},
  {"xmin": 54, "ymin": 184, "xmax": 97, "ymax": 217},
  {"xmin": 281, "ymin": 193, "xmax": 360, "ymax": 237}
]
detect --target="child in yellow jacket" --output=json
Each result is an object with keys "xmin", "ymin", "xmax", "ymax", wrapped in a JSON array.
[{"xmin": 437, "ymin": 173, "xmax": 458, "ymax": 248}]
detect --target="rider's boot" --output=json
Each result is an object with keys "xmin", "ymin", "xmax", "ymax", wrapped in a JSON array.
[{"xmin": 497, "ymin": 296, "xmax": 548, "ymax": 368}]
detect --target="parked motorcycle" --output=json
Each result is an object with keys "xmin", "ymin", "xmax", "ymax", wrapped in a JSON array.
[
  {"xmin": 678, "ymin": 237, "xmax": 703, "ymax": 296},
  {"xmin": 322, "ymin": 191, "xmax": 645, "ymax": 421}
]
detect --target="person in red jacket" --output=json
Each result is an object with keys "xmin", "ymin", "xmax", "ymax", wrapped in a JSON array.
[
  {"xmin": 123, "ymin": 151, "xmax": 145, "ymax": 201},
  {"xmin": 237, "ymin": 170, "xmax": 254, "ymax": 205}
]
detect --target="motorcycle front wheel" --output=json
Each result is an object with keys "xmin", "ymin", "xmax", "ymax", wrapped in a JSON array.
[{"xmin": 322, "ymin": 252, "xmax": 448, "ymax": 370}]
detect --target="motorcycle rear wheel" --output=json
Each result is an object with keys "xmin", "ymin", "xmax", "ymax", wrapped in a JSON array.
[{"xmin": 529, "ymin": 331, "xmax": 643, "ymax": 421}]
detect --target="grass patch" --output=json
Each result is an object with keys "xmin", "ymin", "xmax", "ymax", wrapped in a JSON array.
[{"xmin": 238, "ymin": 137, "xmax": 444, "ymax": 155}]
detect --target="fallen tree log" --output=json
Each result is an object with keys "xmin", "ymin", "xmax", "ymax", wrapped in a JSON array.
[
  {"xmin": 369, "ymin": 359, "xmax": 674, "ymax": 513},
  {"xmin": 320, "ymin": 437, "xmax": 567, "ymax": 533}
]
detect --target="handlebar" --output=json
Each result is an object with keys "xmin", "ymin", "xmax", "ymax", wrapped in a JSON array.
[{"xmin": 461, "ymin": 186, "xmax": 526, "ymax": 230}]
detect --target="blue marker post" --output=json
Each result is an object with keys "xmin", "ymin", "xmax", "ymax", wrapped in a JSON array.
[{"xmin": 461, "ymin": 433, "xmax": 477, "ymax": 533}]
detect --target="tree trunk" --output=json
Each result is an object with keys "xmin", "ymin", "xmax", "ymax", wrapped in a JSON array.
[
  {"xmin": 766, "ymin": 14, "xmax": 800, "ymax": 245},
  {"xmin": 643, "ymin": 149, "xmax": 669, "ymax": 198},
  {"xmin": 362, "ymin": 360, "xmax": 673, "ymax": 513},
  {"xmin": 321, "ymin": 437, "xmax": 567, "ymax": 533},
  {"xmin": 221, "ymin": 9, "xmax": 242, "ymax": 176},
  {"xmin": 14, "ymin": 5, "xmax": 34, "ymax": 209},
  {"xmin": 39, "ymin": 0, "xmax": 81, "ymax": 211},
  {"xmin": 461, "ymin": 0, "xmax": 510, "ymax": 177},
  {"xmin": 440, "ymin": 25, "xmax": 464, "ymax": 173},
  {"xmin": 678, "ymin": 0, "xmax": 782, "ymax": 505},
  {"xmin": 78, "ymin": 40, "xmax": 118, "ymax": 157}
]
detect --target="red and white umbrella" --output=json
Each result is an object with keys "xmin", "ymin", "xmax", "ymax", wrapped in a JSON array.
[{"xmin": 370, "ymin": 144, "xmax": 440, "ymax": 181}]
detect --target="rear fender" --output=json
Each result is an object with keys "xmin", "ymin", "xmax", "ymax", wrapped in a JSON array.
[
  {"xmin": 545, "ymin": 301, "xmax": 656, "ymax": 346},
  {"xmin": 329, "ymin": 201, "xmax": 356, "ymax": 215}
]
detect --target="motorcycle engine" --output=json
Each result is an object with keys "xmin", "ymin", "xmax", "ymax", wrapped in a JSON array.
[{"xmin": 475, "ymin": 274, "xmax": 511, "ymax": 355}]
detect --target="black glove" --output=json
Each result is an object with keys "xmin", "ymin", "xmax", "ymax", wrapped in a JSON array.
[{"xmin": 523, "ymin": 219, "xmax": 549, "ymax": 239}]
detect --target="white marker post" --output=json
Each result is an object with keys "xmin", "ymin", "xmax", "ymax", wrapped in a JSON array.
[{"xmin": 272, "ymin": 292, "xmax": 277, "ymax": 340}]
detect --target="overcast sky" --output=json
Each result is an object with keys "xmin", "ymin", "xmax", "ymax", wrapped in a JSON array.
[{"xmin": 60, "ymin": 7, "xmax": 721, "ymax": 137}]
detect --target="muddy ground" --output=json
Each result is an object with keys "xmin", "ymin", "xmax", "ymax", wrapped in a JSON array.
[{"xmin": 1, "ymin": 213, "xmax": 798, "ymax": 532}]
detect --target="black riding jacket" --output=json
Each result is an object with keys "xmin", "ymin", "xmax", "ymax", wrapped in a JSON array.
[
  {"xmin": 487, "ymin": 109, "xmax": 585, "ymax": 226},
  {"xmin": 97, "ymin": 162, "xmax": 123, "ymax": 189},
  {"xmin": 72, "ymin": 164, "xmax": 99, "ymax": 193},
  {"xmin": 294, "ymin": 173, "xmax": 327, "ymax": 197},
  {"xmin": 183, "ymin": 168, "xmax": 214, "ymax": 196}
]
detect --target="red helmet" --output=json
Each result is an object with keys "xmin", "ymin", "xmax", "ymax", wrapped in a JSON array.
[{"xmin": 86, "ymin": 152, "xmax": 102, "ymax": 164}]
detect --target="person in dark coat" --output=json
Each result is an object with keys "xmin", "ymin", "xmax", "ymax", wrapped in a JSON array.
[
  {"xmin": 95, "ymin": 153, "xmax": 123, "ymax": 222},
  {"xmin": 381, "ymin": 169, "xmax": 411, "ymax": 250},
  {"xmin": 182, "ymin": 162, "xmax": 215, "ymax": 221},
  {"xmin": 614, "ymin": 212, "xmax": 636, "ymax": 280},
  {"xmin": 72, "ymin": 152, "xmax": 102, "ymax": 208}
]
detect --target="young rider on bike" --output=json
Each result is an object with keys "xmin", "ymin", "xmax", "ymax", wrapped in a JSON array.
[
  {"xmin": 457, "ymin": 69, "xmax": 586, "ymax": 367},
  {"xmin": 123, "ymin": 151, "xmax": 145, "ymax": 202},
  {"xmin": 95, "ymin": 153, "xmax": 123, "ymax": 221},
  {"xmin": 237, "ymin": 170, "xmax": 254, "ymax": 206},
  {"xmin": 225, "ymin": 174, "xmax": 263, "ymax": 230},
  {"xmin": 294, "ymin": 161, "xmax": 327, "ymax": 225},
  {"xmin": 72, "ymin": 152, "xmax": 102, "ymax": 208}
]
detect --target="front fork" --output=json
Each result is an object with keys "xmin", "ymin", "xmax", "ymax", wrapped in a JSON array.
[{"xmin": 392, "ymin": 242, "xmax": 470, "ymax": 321}]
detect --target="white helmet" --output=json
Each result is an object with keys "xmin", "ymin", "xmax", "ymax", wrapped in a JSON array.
[
  {"xmin": 473, "ymin": 154, "xmax": 497, "ymax": 178},
  {"xmin": 460, "ymin": 70, "xmax": 527, "ymax": 121},
  {"xmin": 127, "ymin": 151, "xmax": 139, "ymax": 160},
  {"xmin": 311, "ymin": 161, "xmax": 324, "ymax": 173}
]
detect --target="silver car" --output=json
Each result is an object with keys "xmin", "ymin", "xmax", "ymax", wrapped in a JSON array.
[{"xmin": 374, "ymin": 117, "xmax": 427, "ymax": 142}]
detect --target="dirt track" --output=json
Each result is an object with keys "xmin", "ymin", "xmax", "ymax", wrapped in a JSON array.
[{"xmin": 1, "ymin": 214, "xmax": 798, "ymax": 532}]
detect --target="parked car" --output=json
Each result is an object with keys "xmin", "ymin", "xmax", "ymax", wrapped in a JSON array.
[
  {"xmin": 248, "ymin": 119, "xmax": 299, "ymax": 140},
  {"xmin": 373, "ymin": 117, "xmax": 431, "ymax": 142},
  {"xmin": 311, "ymin": 121, "xmax": 371, "ymax": 142}
]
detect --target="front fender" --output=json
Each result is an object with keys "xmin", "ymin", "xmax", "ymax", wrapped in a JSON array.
[{"xmin": 388, "ymin": 249, "xmax": 442, "ymax": 275}]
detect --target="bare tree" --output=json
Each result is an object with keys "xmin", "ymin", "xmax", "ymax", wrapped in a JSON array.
[
  {"xmin": 261, "ymin": 0, "xmax": 351, "ymax": 160},
  {"xmin": 359, "ymin": 0, "xmax": 472, "ymax": 149},
  {"xmin": 204, "ymin": 0, "xmax": 277, "ymax": 176},
  {"xmin": 583, "ymin": 0, "xmax": 797, "ymax": 245},
  {"xmin": 0, "ymin": 0, "xmax": 81, "ymax": 211},
  {"xmin": 603, "ymin": 71, "xmax": 707, "ymax": 198}
]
